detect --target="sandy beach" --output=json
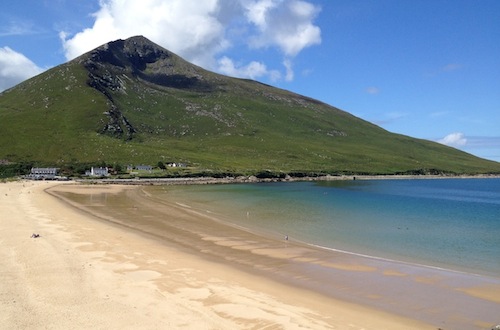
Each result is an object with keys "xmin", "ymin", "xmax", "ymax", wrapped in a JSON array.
[{"xmin": 1, "ymin": 180, "xmax": 498, "ymax": 329}]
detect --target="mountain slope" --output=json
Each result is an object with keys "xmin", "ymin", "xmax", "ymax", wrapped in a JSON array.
[{"xmin": 0, "ymin": 36, "xmax": 499, "ymax": 175}]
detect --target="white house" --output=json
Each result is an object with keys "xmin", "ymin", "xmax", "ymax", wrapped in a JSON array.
[
  {"xmin": 86, "ymin": 167, "xmax": 109, "ymax": 177},
  {"xmin": 136, "ymin": 165, "xmax": 153, "ymax": 171},
  {"xmin": 167, "ymin": 162, "xmax": 187, "ymax": 168},
  {"xmin": 30, "ymin": 167, "xmax": 58, "ymax": 179}
]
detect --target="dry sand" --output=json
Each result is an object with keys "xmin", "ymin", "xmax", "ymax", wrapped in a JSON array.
[{"xmin": 0, "ymin": 180, "xmax": 491, "ymax": 329}]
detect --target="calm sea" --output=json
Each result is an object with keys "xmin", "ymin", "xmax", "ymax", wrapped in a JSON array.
[{"xmin": 152, "ymin": 178, "xmax": 500, "ymax": 277}]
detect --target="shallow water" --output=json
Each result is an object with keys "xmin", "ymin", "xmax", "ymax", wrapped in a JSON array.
[
  {"xmin": 150, "ymin": 178, "xmax": 500, "ymax": 277},
  {"xmin": 52, "ymin": 180, "xmax": 500, "ymax": 329}
]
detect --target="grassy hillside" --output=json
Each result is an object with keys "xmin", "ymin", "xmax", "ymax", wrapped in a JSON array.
[{"xmin": 1, "ymin": 36, "xmax": 499, "ymax": 176}]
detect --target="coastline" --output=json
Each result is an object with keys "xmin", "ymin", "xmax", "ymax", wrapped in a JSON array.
[
  {"xmin": 2, "ymin": 180, "xmax": 499, "ymax": 329},
  {"xmin": 73, "ymin": 173, "xmax": 500, "ymax": 186}
]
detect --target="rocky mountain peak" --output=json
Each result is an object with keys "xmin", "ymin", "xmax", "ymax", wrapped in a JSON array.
[
  {"xmin": 86, "ymin": 36, "xmax": 170, "ymax": 72},
  {"xmin": 78, "ymin": 36, "xmax": 215, "ymax": 140}
]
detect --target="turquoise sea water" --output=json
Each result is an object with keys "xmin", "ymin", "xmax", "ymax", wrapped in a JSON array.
[{"xmin": 155, "ymin": 178, "xmax": 500, "ymax": 277}]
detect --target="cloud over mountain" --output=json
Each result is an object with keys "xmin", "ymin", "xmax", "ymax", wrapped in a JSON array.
[
  {"xmin": 0, "ymin": 47, "xmax": 43, "ymax": 91},
  {"xmin": 438, "ymin": 132, "xmax": 467, "ymax": 147},
  {"xmin": 59, "ymin": 0, "xmax": 321, "ymax": 81}
]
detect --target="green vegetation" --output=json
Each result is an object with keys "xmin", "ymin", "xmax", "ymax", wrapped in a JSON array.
[{"xmin": 0, "ymin": 36, "xmax": 499, "ymax": 178}]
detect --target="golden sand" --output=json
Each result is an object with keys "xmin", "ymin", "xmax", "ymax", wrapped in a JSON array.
[
  {"xmin": 457, "ymin": 285, "xmax": 500, "ymax": 304},
  {"xmin": 2, "ymin": 180, "xmax": 497, "ymax": 329}
]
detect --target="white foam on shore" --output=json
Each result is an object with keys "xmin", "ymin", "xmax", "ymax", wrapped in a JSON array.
[
  {"xmin": 304, "ymin": 241, "xmax": 491, "ymax": 279},
  {"xmin": 175, "ymin": 202, "xmax": 191, "ymax": 208}
]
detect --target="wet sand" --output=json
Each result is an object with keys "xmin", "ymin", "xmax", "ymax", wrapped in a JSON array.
[{"xmin": 2, "ymin": 181, "xmax": 499, "ymax": 329}]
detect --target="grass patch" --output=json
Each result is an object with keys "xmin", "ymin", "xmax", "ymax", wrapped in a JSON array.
[{"xmin": 1, "ymin": 37, "xmax": 499, "ymax": 177}]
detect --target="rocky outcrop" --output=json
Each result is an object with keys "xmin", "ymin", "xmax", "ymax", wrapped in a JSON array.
[
  {"xmin": 83, "ymin": 36, "xmax": 217, "ymax": 139},
  {"xmin": 86, "ymin": 36, "xmax": 213, "ymax": 92},
  {"xmin": 85, "ymin": 64, "xmax": 135, "ymax": 139},
  {"xmin": 101, "ymin": 104, "xmax": 136, "ymax": 139}
]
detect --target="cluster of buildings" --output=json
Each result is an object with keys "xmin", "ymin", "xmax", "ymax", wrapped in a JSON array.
[
  {"xmin": 126, "ymin": 165, "xmax": 153, "ymax": 172},
  {"xmin": 165, "ymin": 162, "xmax": 187, "ymax": 168},
  {"xmin": 127, "ymin": 163, "xmax": 187, "ymax": 171},
  {"xmin": 27, "ymin": 166, "xmax": 112, "ymax": 180},
  {"xmin": 27, "ymin": 163, "xmax": 186, "ymax": 180}
]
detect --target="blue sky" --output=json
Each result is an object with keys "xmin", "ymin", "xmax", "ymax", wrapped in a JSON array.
[{"xmin": 1, "ymin": 0, "xmax": 499, "ymax": 162}]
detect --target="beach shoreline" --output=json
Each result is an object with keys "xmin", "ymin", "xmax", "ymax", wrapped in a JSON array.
[
  {"xmin": 69, "ymin": 172, "xmax": 500, "ymax": 186},
  {"xmin": 2, "ymin": 180, "xmax": 499, "ymax": 329}
]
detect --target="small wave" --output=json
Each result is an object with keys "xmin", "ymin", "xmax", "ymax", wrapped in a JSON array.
[
  {"xmin": 175, "ymin": 202, "xmax": 191, "ymax": 208},
  {"xmin": 305, "ymin": 242, "xmax": 489, "ymax": 278}
]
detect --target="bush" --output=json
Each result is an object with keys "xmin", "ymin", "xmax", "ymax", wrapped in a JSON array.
[{"xmin": 0, "ymin": 162, "xmax": 33, "ymax": 178}]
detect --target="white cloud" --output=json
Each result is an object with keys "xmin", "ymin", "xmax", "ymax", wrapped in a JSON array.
[
  {"xmin": 243, "ymin": 0, "xmax": 321, "ymax": 57},
  {"xmin": 60, "ymin": 0, "xmax": 228, "ymax": 68},
  {"xmin": 0, "ymin": 20, "xmax": 42, "ymax": 37},
  {"xmin": 217, "ymin": 56, "xmax": 280, "ymax": 81},
  {"xmin": 283, "ymin": 59, "xmax": 294, "ymax": 81},
  {"xmin": 59, "ymin": 0, "xmax": 321, "ymax": 82},
  {"xmin": 0, "ymin": 47, "xmax": 43, "ymax": 92},
  {"xmin": 460, "ymin": 136, "xmax": 500, "ymax": 160},
  {"xmin": 425, "ymin": 63, "xmax": 463, "ymax": 77},
  {"xmin": 365, "ymin": 86, "xmax": 380, "ymax": 95},
  {"xmin": 438, "ymin": 132, "xmax": 467, "ymax": 147},
  {"xmin": 372, "ymin": 111, "xmax": 408, "ymax": 126}
]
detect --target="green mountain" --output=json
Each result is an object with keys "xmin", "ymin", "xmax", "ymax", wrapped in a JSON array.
[{"xmin": 0, "ymin": 36, "xmax": 498, "ymax": 176}]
